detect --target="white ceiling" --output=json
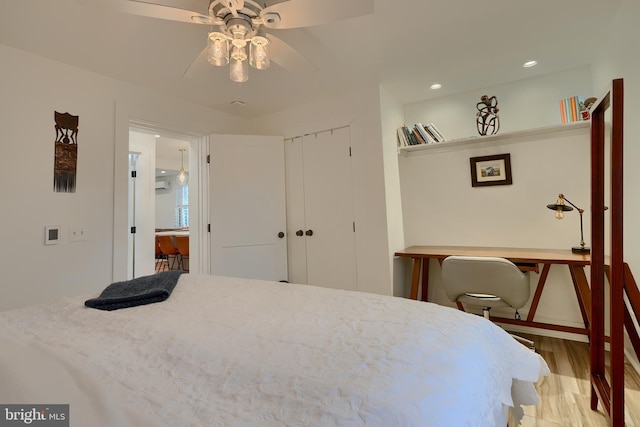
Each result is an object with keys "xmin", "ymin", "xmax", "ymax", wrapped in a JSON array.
[{"xmin": 0, "ymin": 0, "xmax": 622, "ymax": 119}]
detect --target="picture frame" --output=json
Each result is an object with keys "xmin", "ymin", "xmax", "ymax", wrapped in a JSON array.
[{"xmin": 469, "ymin": 153, "xmax": 512, "ymax": 187}]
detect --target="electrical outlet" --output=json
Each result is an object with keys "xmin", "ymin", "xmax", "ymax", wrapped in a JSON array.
[{"xmin": 69, "ymin": 227, "xmax": 87, "ymax": 242}]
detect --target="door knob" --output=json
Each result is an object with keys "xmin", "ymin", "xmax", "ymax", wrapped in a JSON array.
[
  {"xmin": 305, "ymin": 229, "xmax": 313, "ymax": 236},
  {"xmin": 278, "ymin": 232, "xmax": 285, "ymax": 238},
  {"xmin": 295, "ymin": 230, "xmax": 304, "ymax": 237}
]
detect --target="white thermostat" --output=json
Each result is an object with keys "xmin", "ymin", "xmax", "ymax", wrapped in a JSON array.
[{"xmin": 45, "ymin": 225, "xmax": 61, "ymax": 245}]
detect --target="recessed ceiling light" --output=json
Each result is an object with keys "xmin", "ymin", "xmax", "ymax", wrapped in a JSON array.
[
  {"xmin": 230, "ymin": 100, "xmax": 246, "ymax": 106},
  {"xmin": 430, "ymin": 83, "xmax": 442, "ymax": 90},
  {"xmin": 523, "ymin": 60, "xmax": 538, "ymax": 68}
]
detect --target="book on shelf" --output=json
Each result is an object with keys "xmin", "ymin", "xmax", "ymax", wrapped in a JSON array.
[
  {"xmin": 559, "ymin": 96, "xmax": 589, "ymax": 124},
  {"xmin": 414, "ymin": 123, "xmax": 435, "ymax": 144},
  {"xmin": 412, "ymin": 127, "xmax": 427, "ymax": 144},
  {"xmin": 425, "ymin": 123, "xmax": 446, "ymax": 143},
  {"xmin": 398, "ymin": 125, "xmax": 417, "ymax": 146},
  {"xmin": 397, "ymin": 127, "xmax": 408, "ymax": 147},
  {"xmin": 396, "ymin": 122, "xmax": 446, "ymax": 147}
]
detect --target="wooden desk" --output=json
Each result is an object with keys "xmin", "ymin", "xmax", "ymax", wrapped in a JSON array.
[{"xmin": 394, "ymin": 245, "xmax": 592, "ymax": 336}]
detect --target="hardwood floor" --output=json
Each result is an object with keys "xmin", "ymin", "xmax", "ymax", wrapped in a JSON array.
[{"xmin": 509, "ymin": 335, "xmax": 640, "ymax": 426}]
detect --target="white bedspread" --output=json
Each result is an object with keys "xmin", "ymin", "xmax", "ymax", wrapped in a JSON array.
[{"xmin": 0, "ymin": 274, "xmax": 548, "ymax": 426}]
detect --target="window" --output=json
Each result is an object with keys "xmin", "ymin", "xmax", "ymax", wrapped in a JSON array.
[{"xmin": 175, "ymin": 185, "xmax": 189, "ymax": 228}]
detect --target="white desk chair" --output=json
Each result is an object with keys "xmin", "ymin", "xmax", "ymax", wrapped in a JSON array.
[{"xmin": 441, "ymin": 255, "xmax": 535, "ymax": 350}]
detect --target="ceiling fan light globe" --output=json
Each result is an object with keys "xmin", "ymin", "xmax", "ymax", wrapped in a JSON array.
[
  {"xmin": 231, "ymin": 45, "xmax": 248, "ymax": 61},
  {"xmin": 250, "ymin": 40, "xmax": 270, "ymax": 70},
  {"xmin": 251, "ymin": 34, "xmax": 269, "ymax": 46},
  {"xmin": 207, "ymin": 32, "xmax": 229, "ymax": 66},
  {"xmin": 230, "ymin": 57, "xmax": 249, "ymax": 82}
]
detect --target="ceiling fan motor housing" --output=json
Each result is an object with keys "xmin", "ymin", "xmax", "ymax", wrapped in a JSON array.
[{"xmin": 261, "ymin": 12, "xmax": 281, "ymax": 26}]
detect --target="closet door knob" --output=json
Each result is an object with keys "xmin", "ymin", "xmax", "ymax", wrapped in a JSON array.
[
  {"xmin": 295, "ymin": 230, "xmax": 304, "ymax": 236},
  {"xmin": 305, "ymin": 229, "xmax": 314, "ymax": 236},
  {"xmin": 278, "ymin": 232, "xmax": 285, "ymax": 238}
]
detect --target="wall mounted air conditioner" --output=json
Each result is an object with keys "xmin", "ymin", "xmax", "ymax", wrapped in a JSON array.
[{"xmin": 155, "ymin": 180, "xmax": 170, "ymax": 190}]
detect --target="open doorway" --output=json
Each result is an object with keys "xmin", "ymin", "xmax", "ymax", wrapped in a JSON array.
[
  {"xmin": 128, "ymin": 125, "xmax": 204, "ymax": 279},
  {"xmin": 154, "ymin": 136, "xmax": 190, "ymax": 273}
]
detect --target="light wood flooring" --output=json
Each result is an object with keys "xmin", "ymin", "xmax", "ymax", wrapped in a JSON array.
[{"xmin": 508, "ymin": 334, "xmax": 640, "ymax": 426}]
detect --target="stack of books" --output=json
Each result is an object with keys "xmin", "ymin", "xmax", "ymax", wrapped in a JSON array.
[
  {"xmin": 559, "ymin": 96, "xmax": 590, "ymax": 124},
  {"xmin": 397, "ymin": 123, "xmax": 446, "ymax": 147}
]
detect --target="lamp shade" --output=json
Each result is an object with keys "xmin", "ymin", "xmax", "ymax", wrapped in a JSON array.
[
  {"xmin": 249, "ymin": 34, "xmax": 270, "ymax": 70},
  {"xmin": 207, "ymin": 32, "xmax": 229, "ymax": 66},
  {"xmin": 177, "ymin": 149, "xmax": 188, "ymax": 186},
  {"xmin": 546, "ymin": 195, "xmax": 573, "ymax": 219},
  {"xmin": 545, "ymin": 193, "xmax": 589, "ymax": 253}
]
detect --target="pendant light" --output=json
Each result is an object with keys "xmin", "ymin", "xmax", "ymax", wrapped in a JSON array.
[{"xmin": 177, "ymin": 148, "xmax": 188, "ymax": 186}]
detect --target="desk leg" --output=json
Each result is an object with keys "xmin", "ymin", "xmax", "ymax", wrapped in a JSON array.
[
  {"xmin": 526, "ymin": 263, "xmax": 550, "ymax": 322},
  {"xmin": 569, "ymin": 264, "xmax": 591, "ymax": 329},
  {"xmin": 410, "ymin": 257, "xmax": 422, "ymax": 300},
  {"xmin": 421, "ymin": 259, "xmax": 430, "ymax": 301}
]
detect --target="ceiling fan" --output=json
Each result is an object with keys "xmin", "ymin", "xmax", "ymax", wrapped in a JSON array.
[{"xmin": 120, "ymin": 0, "xmax": 374, "ymax": 82}]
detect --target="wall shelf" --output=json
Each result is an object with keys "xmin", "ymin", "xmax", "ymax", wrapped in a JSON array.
[{"xmin": 397, "ymin": 121, "xmax": 590, "ymax": 155}]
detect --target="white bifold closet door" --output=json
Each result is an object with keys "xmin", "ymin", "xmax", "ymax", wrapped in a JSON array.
[
  {"xmin": 285, "ymin": 127, "xmax": 358, "ymax": 291},
  {"xmin": 209, "ymin": 134, "xmax": 288, "ymax": 282}
]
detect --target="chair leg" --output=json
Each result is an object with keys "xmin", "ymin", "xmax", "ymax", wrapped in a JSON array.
[
  {"xmin": 483, "ymin": 306, "xmax": 535, "ymax": 351},
  {"xmin": 170, "ymin": 254, "xmax": 183, "ymax": 271},
  {"xmin": 510, "ymin": 334, "xmax": 536, "ymax": 351},
  {"xmin": 155, "ymin": 257, "xmax": 163, "ymax": 273}
]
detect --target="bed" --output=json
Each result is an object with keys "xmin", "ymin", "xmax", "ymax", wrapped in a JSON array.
[{"xmin": 0, "ymin": 273, "xmax": 548, "ymax": 426}]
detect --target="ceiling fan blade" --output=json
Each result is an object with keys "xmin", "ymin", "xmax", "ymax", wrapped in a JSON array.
[
  {"xmin": 268, "ymin": 33, "xmax": 317, "ymax": 75},
  {"xmin": 182, "ymin": 46, "xmax": 210, "ymax": 78},
  {"xmin": 119, "ymin": 0, "xmax": 216, "ymax": 24},
  {"xmin": 261, "ymin": 0, "xmax": 373, "ymax": 30}
]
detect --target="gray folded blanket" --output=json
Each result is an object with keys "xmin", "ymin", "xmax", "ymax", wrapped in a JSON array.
[{"xmin": 85, "ymin": 270, "xmax": 183, "ymax": 311}]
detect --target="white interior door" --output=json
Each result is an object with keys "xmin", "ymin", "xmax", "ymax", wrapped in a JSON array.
[
  {"xmin": 285, "ymin": 137, "xmax": 308, "ymax": 284},
  {"xmin": 209, "ymin": 134, "xmax": 287, "ymax": 281},
  {"xmin": 128, "ymin": 133, "xmax": 156, "ymax": 279},
  {"xmin": 302, "ymin": 127, "xmax": 358, "ymax": 291}
]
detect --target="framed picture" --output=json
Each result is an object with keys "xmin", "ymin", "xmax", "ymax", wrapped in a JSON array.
[{"xmin": 469, "ymin": 153, "xmax": 512, "ymax": 187}]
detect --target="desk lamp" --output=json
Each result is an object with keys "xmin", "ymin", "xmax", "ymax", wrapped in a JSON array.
[{"xmin": 546, "ymin": 194, "xmax": 589, "ymax": 254}]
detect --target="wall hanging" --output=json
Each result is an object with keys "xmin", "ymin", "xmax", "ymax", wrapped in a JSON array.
[
  {"xmin": 53, "ymin": 111, "xmax": 79, "ymax": 193},
  {"xmin": 469, "ymin": 153, "xmax": 512, "ymax": 187}
]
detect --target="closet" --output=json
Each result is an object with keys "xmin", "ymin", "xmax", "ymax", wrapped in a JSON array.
[{"xmin": 285, "ymin": 126, "xmax": 358, "ymax": 290}]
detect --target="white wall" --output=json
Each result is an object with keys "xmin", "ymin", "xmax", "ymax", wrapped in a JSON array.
[
  {"xmin": 396, "ymin": 67, "xmax": 623, "ymax": 340},
  {"xmin": 378, "ymin": 87, "xmax": 409, "ymax": 297},
  {"xmin": 403, "ymin": 65, "xmax": 593, "ymax": 141},
  {"xmin": 248, "ymin": 86, "xmax": 396, "ymax": 296},
  {"xmin": 395, "ymin": 0, "xmax": 640, "ymax": 355},
  {"xmin": 397, "ymin": 71, "xmax": 595, "ymax": 325},
  {"xmin": 155, "ymin": 183, "xmax": 178, "ymax": 229},
  {"xmin": 398, "ymin": 125, "xmax": 591, "ymax": 332},
  {"xmin": 0, "ymin": 44, "xmax": 242, "ymax": 311}
]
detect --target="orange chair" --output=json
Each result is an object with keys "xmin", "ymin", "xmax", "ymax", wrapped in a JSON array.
[
  {"xmin": 155, "ymin": 237, "xmax": 166, "ymax": 272},
  {"xmin": 175, "ymin": 236, "xmax": 189, "ymax": 273},
  {"xmin": 157, "ymin": 235, "xmax": 182, "ymax": 270}
]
